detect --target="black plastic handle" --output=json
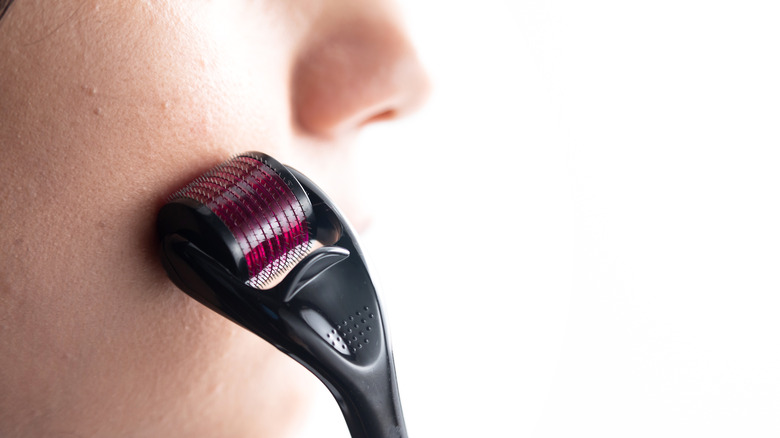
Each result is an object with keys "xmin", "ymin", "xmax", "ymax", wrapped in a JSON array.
[{"xmin": 158, "ymin": 165, "xmax": 408, "ymax": 438}]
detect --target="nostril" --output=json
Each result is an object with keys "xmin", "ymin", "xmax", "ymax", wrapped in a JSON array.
[{"xmin": 362, "ymin": 109, "xmax": 398, "ymax": 126}]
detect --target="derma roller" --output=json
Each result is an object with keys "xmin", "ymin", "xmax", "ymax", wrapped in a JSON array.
[{"xmin": 157, "ymin": 152, "xmax": 407, "ymax": 438}]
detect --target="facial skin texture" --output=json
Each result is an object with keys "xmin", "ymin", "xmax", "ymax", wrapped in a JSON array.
[{"xmin": 0, "ymin": 1, "xmax": 428, "ymax": 437}]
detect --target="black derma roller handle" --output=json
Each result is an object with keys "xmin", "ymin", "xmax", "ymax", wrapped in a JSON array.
[{"xmin": 157, "ymin": 152, "xmax": 407, "ymax": 438}]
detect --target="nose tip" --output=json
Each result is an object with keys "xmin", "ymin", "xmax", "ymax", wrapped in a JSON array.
[{"xmin": 291, "ymin": 11, "xmax": 430, "ymax": 138}]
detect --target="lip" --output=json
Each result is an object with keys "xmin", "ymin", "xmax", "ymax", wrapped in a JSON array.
[
  {"xmin": 284, "ymin": 154, "xmax": 373, "ymax": 235},
  {"xmin": 329, "ymin": 190, "xmax": 374, "ymax": 237},
  {"xmin": 351, "ymin": 214, "xmax": 373, "ymax": 235}
]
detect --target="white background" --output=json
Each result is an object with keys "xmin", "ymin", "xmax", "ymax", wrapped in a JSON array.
[{"xmin": 299, "ymin": 1, "xmax": 780, "ymax": 437}]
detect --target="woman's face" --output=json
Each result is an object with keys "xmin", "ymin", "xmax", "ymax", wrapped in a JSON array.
[{"xmin": 0, "ymin": 1, "xmax": 427, "ymax": 436}]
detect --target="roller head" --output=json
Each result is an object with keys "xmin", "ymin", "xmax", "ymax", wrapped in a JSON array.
[{"xmin": 158, "ymin": 152, "xmax": 314, "ymax": 288}]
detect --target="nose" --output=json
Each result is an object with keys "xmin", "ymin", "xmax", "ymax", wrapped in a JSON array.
[{"xmin": 291, "ymin": 3, "xmax": 430, "ymax": 139}]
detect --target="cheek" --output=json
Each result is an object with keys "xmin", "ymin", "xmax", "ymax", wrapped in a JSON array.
[
  {"xmin": 0, "ymin": 1, "xmax": 304, "ymax": 430},
  {"xmin": 0, "ymin": 0, "xmax": 293, "ymax": 294}
]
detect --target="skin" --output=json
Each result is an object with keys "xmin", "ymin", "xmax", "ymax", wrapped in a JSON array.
[{"xmin": 0, "ymin": 1, "xmax": 428, "ymax": 437}]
